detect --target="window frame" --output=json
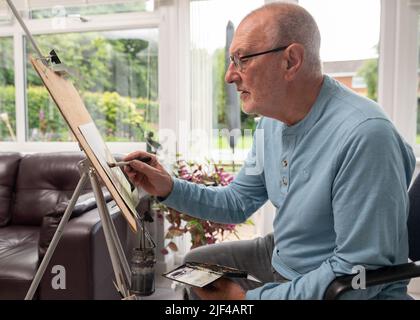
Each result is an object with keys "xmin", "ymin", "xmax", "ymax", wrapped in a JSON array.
[
  {"xmin": 0, "ymin": 9, "xmax": 166, "ymax": 154},
  {"xmin": 378, "ymin": 0, "xmax": 418, "ymax": 155}
]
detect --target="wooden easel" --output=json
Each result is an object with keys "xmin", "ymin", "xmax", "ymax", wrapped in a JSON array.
[{"xmin": 5, "ymin": 0, "xmax": 155, "ymax": 299}]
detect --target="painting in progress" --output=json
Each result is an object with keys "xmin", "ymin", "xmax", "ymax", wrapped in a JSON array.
[{"xmin": 30, "ymin": 56, "xmax": 139, "ymax": 231}]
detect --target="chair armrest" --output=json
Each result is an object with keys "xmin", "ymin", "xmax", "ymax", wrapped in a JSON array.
[
  {"xmin": 324, "ymin": 261, "xmax": 420, "ymax": 300},
  {"xmin": 38, "ymin": 201, "xmax": 131, "ymax": 300}
]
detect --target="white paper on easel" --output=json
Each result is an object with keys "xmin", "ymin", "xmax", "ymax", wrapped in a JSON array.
[{"xmin": 78, "ymin": 122, "xmax": 140, "ymax": 217}]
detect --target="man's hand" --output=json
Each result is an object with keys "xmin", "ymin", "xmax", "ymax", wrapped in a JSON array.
[
  {"xmin": 192, "ymin": 278, "xmax": 246, "ymax": 300},
  {"xmin": 123, "ymin": 151, "xmax": 173, "ymax": 198}
]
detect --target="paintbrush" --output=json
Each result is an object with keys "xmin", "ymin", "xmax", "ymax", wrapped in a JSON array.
[{"xmin": 107, "ymin": 156, "xmax": 152, "ymax": 168}]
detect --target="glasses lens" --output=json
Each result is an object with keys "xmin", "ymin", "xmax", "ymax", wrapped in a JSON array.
[
  {"xmin": 229, "ymin": 55, "xmax": 236, "ymax": 69},
  {"xmin": 235, "ymin": 56, "xmax": 241, "ymax": 71},
  {"xmin": 230, "ymin": 54, "xmax": 245, "ymax": 71},
  {"xmin": 230, "ymin": 55, "xmax": 241, "ymax": 71}
]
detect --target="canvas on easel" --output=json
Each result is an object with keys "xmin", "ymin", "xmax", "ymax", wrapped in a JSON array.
[{"xmin": 30, "ymin": 56, "xmax": 139, "ymax": 232}]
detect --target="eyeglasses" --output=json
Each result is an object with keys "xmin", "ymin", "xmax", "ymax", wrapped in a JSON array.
[{"xmin": 229, "ymin": 45, "xmax": 290, "ymax": 72}]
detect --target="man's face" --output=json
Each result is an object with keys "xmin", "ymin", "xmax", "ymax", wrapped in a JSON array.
[{"xmin": 225, "ymin": 15, "xmax": 285, "ymax": 116}]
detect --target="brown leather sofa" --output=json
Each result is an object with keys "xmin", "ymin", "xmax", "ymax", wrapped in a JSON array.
[{"xmin": 0, "ymin": 151, "xmax": 134, "ymax": 300}]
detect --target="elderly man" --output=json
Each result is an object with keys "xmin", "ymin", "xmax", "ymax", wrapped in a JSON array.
[{"xmin": 125, "ymin": 3, "xmax": 416, "ymax": 299}]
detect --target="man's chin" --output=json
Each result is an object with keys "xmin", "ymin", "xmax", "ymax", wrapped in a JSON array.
[{"xmin": 241, "ymin": 103, "xmax": 257, "ymax": 115}]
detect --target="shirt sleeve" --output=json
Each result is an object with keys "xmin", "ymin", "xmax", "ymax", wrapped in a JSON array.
[
  {"xmin": 161, "ymin": 131, "xmax": 269, "ymax": 224},
  {"xmin": 246, "ymin": 118, "xmax": 416, "ymax": 299}
]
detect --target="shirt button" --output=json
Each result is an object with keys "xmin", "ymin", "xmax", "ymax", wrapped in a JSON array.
[
  {"xmin": 282, "ymin": 177, "xmax": 288, "ymax": 186},
  {"xmin": 282, "ymin": 160, "xmax": 288, "ymax": 167}
]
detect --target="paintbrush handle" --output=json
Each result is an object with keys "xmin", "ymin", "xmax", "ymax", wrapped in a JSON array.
[{"xmin": 109, "ymin": 156, "xmax": 152, "ymax": 168}]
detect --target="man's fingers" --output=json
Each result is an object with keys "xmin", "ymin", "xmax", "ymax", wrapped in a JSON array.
[
  {"xmin": 213, "ymin": 277, "xmax": 232, "ymax": 289},
  {"xmin": 123, "ymin": 152, "xmax": 172, "ymax": 198},
  {"xmin": 124, "ymin": 167, "xmax": 145, "ymax": 185},
  {"xmin": 192, "ymin": 287, "xmax": 216, "ymax": 300},
  {"xmin": 124, "ymin": 167, "xmax": 137, "ymax": 179},
  {"xmin": 130, "ymin": 159, "xmax": 156, "ymax": 172},
  {"xmin": 129, "ymin": 160, "xmax": 162, "ymax": 183}
]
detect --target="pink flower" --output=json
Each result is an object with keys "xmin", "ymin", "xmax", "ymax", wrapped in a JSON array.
[{"xmin": 159, "ymin": 158, "xmax": 240, "ymax": 254}]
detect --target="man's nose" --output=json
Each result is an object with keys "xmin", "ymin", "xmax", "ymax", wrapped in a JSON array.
[{"xmin": 225, "ymin": 62, "xmax": 240, "ymax": 84}]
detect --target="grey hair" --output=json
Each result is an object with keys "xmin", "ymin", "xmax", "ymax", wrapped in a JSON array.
[{"xmin": 246, "ymin": 3, "xmax": 322, "ymax": 76}]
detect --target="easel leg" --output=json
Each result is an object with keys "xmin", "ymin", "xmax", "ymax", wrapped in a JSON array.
[
  {"xmin": 98, "ymin": 197, "xmax": 132, "ymax": 286},
  {"xmin": 25, "ymin": 159, "xmax": 135, "ymax": 300},
  {"xmin": 25, "ymin": 171, "xmax": 89, "ymax": 300},
  {"xmin": 89, "ymin": 170, "xmax": 130, "ymax": 298}
]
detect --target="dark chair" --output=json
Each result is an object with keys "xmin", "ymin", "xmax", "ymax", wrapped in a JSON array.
[{"xmin": 324, "ymin": 173, "xmax": 420, "ymax": 299}]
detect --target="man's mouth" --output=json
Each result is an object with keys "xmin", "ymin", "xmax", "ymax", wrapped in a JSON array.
[
  {"xmin": 239, "ymin": 90, "xmax": 250, "ymax": 99},
  {"xmin": 238, "ymin": 89, "xmax": 250, "ymax": 98}
]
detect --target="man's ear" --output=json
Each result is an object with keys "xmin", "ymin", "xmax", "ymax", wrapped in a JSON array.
[{"xmin": 284, "ymin": 44, "xmax": 304, "ymax": 81}]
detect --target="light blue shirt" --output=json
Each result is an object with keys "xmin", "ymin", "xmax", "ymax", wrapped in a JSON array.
[{"xmin": 162, "ymin": 75, "xmax": 416, "ymax": 299}]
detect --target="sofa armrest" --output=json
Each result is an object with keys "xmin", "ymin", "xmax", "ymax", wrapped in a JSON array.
[
  {"xmin": 38, "ymin": 190, "xmax": 112, "ymax": 260},
  {"xmin": 68, "ymin": 190, "xmax": 112, "ymax": 218},
  {"xmin": 38, "ymin": 201, "xmax": 132, "ymax": 300}
]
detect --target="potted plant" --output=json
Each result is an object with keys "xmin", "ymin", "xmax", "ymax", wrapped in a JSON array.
[{"xmin": 152, "ymin": 158, "xmax": 251, "ymax": 255}]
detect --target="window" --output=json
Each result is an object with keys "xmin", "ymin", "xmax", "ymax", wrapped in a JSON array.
[
  {"xmin": 0, "ymin": 37, "xmax": 15, "ymax": 142},
  {"xmin": 0, "ymin": 1, "xmax": 162, "ymax": 152},
  {"xmin": 299, "ymin": 0, "xmax": 380, "ymax": 101},
  {"xmin": 186, "ymin": 0, "xmax": 381, "ymax": 163},
  {"xmin": 0, "ymin": 2, "xmax": 12, "ymax": 26},
  {"xmin": 378, "ymin": 1, "xmax": 417, "ymax": 149},
  {"xmin": 25, "ymin": 29, "xmax": 158, "ymax": 142},
  {"xmin": 189, "ymin": 0, "xmax": 264, "ymax": 163}
]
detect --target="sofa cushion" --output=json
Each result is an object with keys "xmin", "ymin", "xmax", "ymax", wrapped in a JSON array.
[
  {"xmin": 0, "ymin": 152, "xmax": 22, "ymax": 227},
  {"xmin": 0, "ymin": 225, "xmax": 39, "ymax": 299},
  {"xmin": 12, "ymin": 152, "xmax": 91, "ymax": 226}
]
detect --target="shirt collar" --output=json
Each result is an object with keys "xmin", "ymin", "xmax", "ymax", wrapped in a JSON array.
[{"xmin": 282, "ymin": 75, "xmax": 337, "ymax": 136}]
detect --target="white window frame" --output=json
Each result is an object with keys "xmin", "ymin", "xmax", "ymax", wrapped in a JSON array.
[
  {"xmin": 158, "ymin": 0, "xmax": 190, "ymax": 162},
  {"xmin": 0, "ymin": 7, "xmax": 176, "ymax": 154},
  {"xmin": 378, "ymin": 0, "xmax": 418, "ymax": 152}
]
